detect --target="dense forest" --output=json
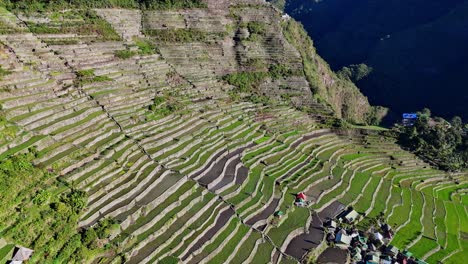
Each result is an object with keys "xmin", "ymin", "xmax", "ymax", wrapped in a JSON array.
[
  {"xmin": 275, "ymin": 0, "xmax": 468, "ymax": 121},
  {"xmin": 396, "ymin": 109, "xmax": 468, "ymax": 171}
]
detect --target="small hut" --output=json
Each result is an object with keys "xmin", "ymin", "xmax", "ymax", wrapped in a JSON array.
[{"xmin": 11, "ymin": 247, "xmax": 33, "ymax": 263}]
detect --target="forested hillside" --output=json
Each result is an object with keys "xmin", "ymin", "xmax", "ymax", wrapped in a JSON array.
[{"xmin": 277, "ymin": 0, "xmax": 468, "ymax": 120}]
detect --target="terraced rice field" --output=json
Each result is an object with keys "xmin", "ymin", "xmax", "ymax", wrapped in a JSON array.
[{"xmin": 0, "ymin": 1, "xmax": 466, "ymax": 263}]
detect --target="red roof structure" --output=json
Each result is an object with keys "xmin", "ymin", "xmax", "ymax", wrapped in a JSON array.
[{"xmin": 296, "ymin": 192, "xmax": 306, "ymax": 200}]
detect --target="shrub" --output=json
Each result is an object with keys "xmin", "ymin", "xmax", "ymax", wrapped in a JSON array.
[
  {"xmin": 114, "ymin": 49, "xmax": 137, "ymax": 59},
  {"xmin": 222, "ymin": 71, "xmax": 269, "ymax": 93},
  {"xmin": 135, "ymin": 38, "xmax": 158, "ymax": 54},
  {"xmin": 61, "ymin": 189, "xmax": 87, "ymax": 213},
  {"xmin": 95, "ymin": 218, "xmax": 119, "ymax": 239},
  {"xmin": 0, "ymin": 66, "xmax": 11, "ymax": 80},
  {"xmin": 268, "ymin": 64, "xmax": 297, "ymax": 80},
  {"xmin": 32, "ymin": 190, "xmax": 51, "ymax": 205},
  {"xmin": 75, "ymin": 69, "xmax": 112, "ymax": 85}
]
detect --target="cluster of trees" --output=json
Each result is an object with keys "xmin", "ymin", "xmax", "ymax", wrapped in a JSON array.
[
  {"xmin": 338, "ymin": 63, "xmax": 373, "ymax": 83},
  {"xmin": 397, "ymin": 109, "xmax": 468, "ymax": 171},
  {"xmin": 0, "ymin": 149, "xmax": 118, "ymax": 262},
  {"xmin": 223, "ymin": 64, "xmax": 298, "ymax": 93},
  {"xmin": 1, "ymin": 0, "xmax": 206, "ymax": 11}
]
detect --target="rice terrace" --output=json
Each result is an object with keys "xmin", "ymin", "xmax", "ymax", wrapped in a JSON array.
[{"xmin": 0, "ymin": 0, "xmax": 466, "ymax": 263}]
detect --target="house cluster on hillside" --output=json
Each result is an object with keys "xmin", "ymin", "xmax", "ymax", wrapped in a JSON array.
[
  {"xmin": 324, "ymin": 208, "xmax": 428, "ymax": 264},
  {"xmin": 0, "ymin": 239, "xmax": 33, "ymax": 264}
]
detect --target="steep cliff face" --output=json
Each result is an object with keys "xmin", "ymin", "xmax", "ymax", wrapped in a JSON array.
[{"xmin": 280, "ymin": 18, "xmax": 384, "ymax": 123}]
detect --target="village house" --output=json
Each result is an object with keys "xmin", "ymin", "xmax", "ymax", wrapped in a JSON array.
[
  {"xmin": 385, "ymin": 245, "xmax": 399, "ymax": 257},
  {"xmin": 10, "ymin": 247, "xmax": 33, "ymax": 264},
  {"xmin": 343, "ymin": 209, "xmax": 359, "ymax": 223},
  {"xmin": 335, "ymin": 229, "xmax": 352, "ymax": 248}
]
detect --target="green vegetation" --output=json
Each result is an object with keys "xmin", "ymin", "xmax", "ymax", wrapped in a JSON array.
[
  {"xmin": 147, "ymin": 93, "xmax": 187, "ymax": 120},
  {"xmin": 222, "ymin": 64, "xmax": 299, "ymax": 104},
  {"xmin": 2, "ymin": 0, "xmax": 205, "ymax": 11},
  {"xmin": 75, "ymin": 69, "xmax": 112, "ymax": 86},
  {"xmin": 223, "ymin": 71, "xmax": 269, "ymax": 93},
  {"xmin": 114, "ymin": 49, "xmax": 137, "ymax": 59},
  {"xmin": 144, "ymin": 28, "xmax": 223, "ymax": 42},
  {"xmin": 338, "ymin": 63, "xmax": 373, "ymax": 82},
  {"xmin": 115, "ymin": 38, "xmax": 159, "ymax": 58},
  {"xmin": 135, "ymin": 38, "xmax": 158, "ymax": 55},
  {"xmin": 267, "ymin": 206, "xmax": 309, "ymax": 246},
  {"xmin": 0, "ymin": 150, "xmax": 115, "ymax": 262},
  {"xmin": 25, "ymin": 10, "xmax": 121, "ymax": 41},
  {"xmin": 268, "ymin": 64, "xmax": 299, "ymax": 80},
  {"xmin": 240, "ymin": 21, "xmax": 267, "ymax": 41},
  {"xmin": 0, "ymin": 66, "xmax": 11, "ymax": 80},
  {"xmin": 396, "ymin": 109, "xmax": 468, "ymax": 171}
]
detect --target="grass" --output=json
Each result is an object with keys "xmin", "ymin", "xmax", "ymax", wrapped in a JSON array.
[
  {"xmin": 243, "ymin": 141, "xmax": 282, "ymax": 165},
  {"xmin": 434, "ymin": 199, "xmax": 447, "ymax": 247},
  {"xmin": 240, "ymin": 176, "xmax": 275, "ymax": 217},
  {"xmin": 268, "ymin": 154, "xmax": 308, "ymax": 179},
  {"xmin": 132, "ymin": 194, "xmax": 214, "ymax": 260},
  {"xmin": 437, "ymin": 183, "xmax": 468, "ymax": 202},
  {"xmin": 0, "ymin": 244, "xmax": 14, "ymax": 263},
  {"xmin": 191, "ymin": 217, "xmax": 240, "ymax": 261},
  {"xmin": 230, "ymin": 231, "xmax": 262, "ymax": 263},
  {"xmin": 251, "ymin": 241, "xmax": 275, "ymax": 263},
  {"xmin": 136, "ymin": 190, "xmax": 210, "ymax": 242},
  {"xmin": 309, "ymin": 169, "xmax": 351, "ymax": 209},
  {"xmin": 115, "ymin": 49, "xmax": 137, "ymax": 59},
  {"xmin": 422, "ymin": 194, "xmax": 436, "ymax": 238},
  {"xmin": 339, "ymin": 172, "xmax": 372, "ymax": 205},
  {"xmin": 350, "ymin": 124, "xmax": 389, "ymax": 131},
  {"xmin": 254, "ymin": 136, "xmax": 271, "ymax": 144},
  {"xmin": 444, "ymin": 203, "xmax": 468, "ymax": 263},
  {"xmin": 0, "ymin": 134, "xmax": 47, "ymax": 161},
  {"xmin": 366, "ymin": 179, "xmax": 391, "ymax": 218},
  {"xmin": 267, "ymin": 206, "xmax": 309, "ymax": 247},
  {"xmin": 75, "ymin": 69, "xmax": 113, "ymax": 86},
  {"xmin": 384, "ymin": 186, "xmax": 402, "ymax": 218},
  {"xmin": 426, "ymin": 202, "xmax": 460, "ymax": 263},
  {"xmin": 206, "ymin": 224, "xmax": 250, "ymax": 264},
  {"xmin": 148, "ymin": 202, "xmax": 222, "ymax": 261},
  {"xmin": 114, "ymin": 181, "xmax": 196, "ymax": 243},
  {"xmin": 354, "ymin": 176, "xmax": 381, "ymax": 213},
  {"xmin": 388, "ymin": 188, "xmax": 412, "ymax": 228},
  {"xmin": 283, "ymin": 159, "xmax": 319, "ymax": 185},
  {"xmin": 391, "ymin": 190, "xmax": 424, "ymax": 249},
  {"xmin": 407, "ymin": 236, "xmax": 439, "ymax": 257},
  {"xmin": 171, "ymin": 204, "xmax": 225, "ymax": 257},
  {"xmin": 228, "ymin": 165, "xmax": 263, "ymax": 205}
]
